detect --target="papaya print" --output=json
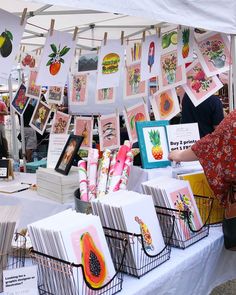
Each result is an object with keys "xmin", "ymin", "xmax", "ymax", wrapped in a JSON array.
[{"xmin": 46, "ymin": 43, "xmax": 70, "ymax": 75}]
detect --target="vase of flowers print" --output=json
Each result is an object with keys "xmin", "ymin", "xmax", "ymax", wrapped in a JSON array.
[
  {"xmin": 188, "ymin": 66, "xmax": 212, "ymax": 93},
  {"xmin": 129, "ymin": 67, "xmax": 140, "ymax": 94},
  {"xmin": 162, "ymin": 54, "xmax": 177, "ymax": 85},
  {"xmin": 200, "ymin": 39, "xmax": 226, "ymax": 68},
  {"xmin": 174, "ymin": 192, "xmax": 195, "ymax": 232}
]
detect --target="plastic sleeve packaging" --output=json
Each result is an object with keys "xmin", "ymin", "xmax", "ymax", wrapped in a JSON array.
[
  {"xmin": 119, "ymin": 151, "xmax": 134, "ymax": 190},
  {"xmin": 108, "ymin": 141, "xmax": 131, "ymax": 192},
  {"xmin": 78, "ymin": 160, "xmax": 88, "ymax": 201},
  {"xmin": 87, "ymin": 148, "xmax": 99, "ymax": 200},
  {"xmin": 106, "ymin": 151, "xmax": 117, "ymax": 193},
  {"xmin": 96, "ymin": 149, "xmax": 111, "ymax": 198}
]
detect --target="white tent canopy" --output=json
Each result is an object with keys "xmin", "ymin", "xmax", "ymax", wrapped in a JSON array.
[{"xmin": 25, "ymin": 0, "xmax": 236, "ymax": 34}]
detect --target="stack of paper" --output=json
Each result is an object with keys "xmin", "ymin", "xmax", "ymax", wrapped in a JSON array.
[
  {"xmin": 141, "ymin": 177, "xmax": 203, "ymax": 245},
  {"xmin": 0, "ymin": 206, "xmax": 21, "ymax": 292},
  {"xmin": 36, "ymin": 167, "xmax": 80, "ymax": 203},
  {"xmin": 28, "ymin": 209, "xmax": 115, "ymax": 295},
  {"xmin": 91, "ymin": 190, "xmax": 165, "ymax": 277}
]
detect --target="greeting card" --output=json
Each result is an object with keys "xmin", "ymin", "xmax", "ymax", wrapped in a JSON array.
[
  {"xmin": 69, "ymin": 73, "xmax": 88, "ymax": 105},
  {"xmin": 74, "ymin": 116, "xmax": 94, "ymax": 149},
  {"xmin": 26, "ymin": 70, "xmax": 42, "ymax": 99},
  {"xmin": 140, "ymin": 35, "xmax": 161, "ymax": 81},
  {"xmin": 124, "ymin": 62, "xmax": 147, "ymax": 99},
  {"xmin": 46, "ymin": 86, "xmax": 63, "ymax": 105},
  {"xmin": 123, "ymin": 101, "xmax": 150, "ymax": 143},
  {"xmin": 51, "ymin": 111, "xmax": 71, "ymax": 134},
  {"xmin": 77, "ymin": 53, "xmax": 98, "ymax": 73},
  {"xmin": 196, "ymin": 32, "xmax": 231, "ymax": 77},
  {"xmin": 177, "ymin": 26, "xmax": 194, "ymax": 65},
  {"xmin": 182, "ymin": 59, "xmax": 223, "ymax": 106},
  {"xmin": 150, "ymin": 88, "xmax": 180, "ymax": 120},
  {"xmin": 36, "ymin": 30, "xmax": 76, "ymax": 86},
  {"xmin": 97, "ymin": 39, "xmax": 124, "ymax": 89},
  {"xmin": 98, "ymin": 113, "xmax": 120, "ymax": 151},
  {"xmin": 29, "ymin": 100, "xmax": 51, "ymax": 135},
  {"xmin": 11, "ymin": 84, "xmax": 30, "ymax": 115},
  {"xmin": 95, "ymin": 87, "xmax": 116, "ymax": 104},
  {"xmin": 0, "ymin": 8, "xmax": 26, "ymax": 79}
]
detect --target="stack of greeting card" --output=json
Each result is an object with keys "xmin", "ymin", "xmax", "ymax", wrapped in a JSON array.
[
  {"xmin": 141, "ymin": 177, "xmax": 203, "ymax": 246},
  {"xmin": 0, "ymin": 206, "xmax": 21, "ymax": 292},
  {"xmin": 28, "ymin": 209, "xmax": 115, "ymax": 294},
  {"xmin": 91, "ymin": 190, "xmax": 165, "ymax": 277}
]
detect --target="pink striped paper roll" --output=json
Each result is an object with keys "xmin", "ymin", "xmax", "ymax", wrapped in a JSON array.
[
  {"xmin": 87, "ymin": 148, "xmax": 99, "ymax": 200},
  {"xmin": 78, "ymin": 160, "xmax": 88, "ymax": 201},
  {"xmin": 119, "ymin": 151, "xmax": 134, "ymax": 190}
]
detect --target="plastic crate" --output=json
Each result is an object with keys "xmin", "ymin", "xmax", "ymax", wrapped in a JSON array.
[{"xmin": 26, "ymin": 158, "xmax": 47, "ymax": 173}]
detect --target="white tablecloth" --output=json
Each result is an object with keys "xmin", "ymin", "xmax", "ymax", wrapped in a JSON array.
[
  {"xmin": 0, "ymin": 173, "xmax": 73, "ymax": 229},
  {"xmin": 120, "ymin": 227, "xmax": 236, "ymax": 295}
]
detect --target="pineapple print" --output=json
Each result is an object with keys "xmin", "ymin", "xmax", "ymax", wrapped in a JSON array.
[
  {"xmin": 135, "ymin": 216, "xmax": 154, "ymax": 251},
  {"xmin": 182, "ymin": 28, "xmax": 190, "ymax": 58},
  {"xmin": 149, "ymin": 129, "xmax": 163, "ymax": 160}
]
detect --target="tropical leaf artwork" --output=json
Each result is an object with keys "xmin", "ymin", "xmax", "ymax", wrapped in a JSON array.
[{"xmin": 46, "ymin": 43, "xmax": 70, "ymax": 75}]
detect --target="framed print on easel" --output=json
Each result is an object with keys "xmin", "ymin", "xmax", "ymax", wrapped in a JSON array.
[{"xmin": 136, "ymin": 120, "xmax": 170, "ymax": 169}]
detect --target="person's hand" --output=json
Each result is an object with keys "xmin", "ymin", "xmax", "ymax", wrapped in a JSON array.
[{"xmin": 168, "ymin": 150, "xmax": 183, "ymax": 163}]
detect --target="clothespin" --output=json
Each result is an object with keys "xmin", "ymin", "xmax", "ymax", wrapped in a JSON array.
[
  {"xmin": 79, "ymin": 48, "xmax": 82, "ymax": 56},
  {"xmin": 121, "ymin": 31, "xmax": 124, "ymax": 46},
  {"xmin": 157, "ymin": 27, "xmax": 161, "ymax": 38},
  {"xmin": 50, "ymin": 19, "xmax": 55, "ymax": 36},
  {"xmin": 73, "ymin": 26, "xmax": 79, "ymax": 41},
  {"xmin": 103, "ymin": 32, "xmax": 108, "ymax": 46},
  {"xmin": 20, "ymin": 8, "xmax": 27, "ymax": 26},
  {"xmin": 124, "ymin": 105, "xmax": 128, "ymax": 114},
  {"xmin": 22, "ymin": 46, "xmax": 25, "ymax": 53},
  {"xmin": 142, "ymin": 31, "xmax": 146, "ymax": 42},
  {"xmin": 116, "ymin": 108, "xmax": 119, "ymax": 117},
  {"xmin": 142, "ymin": 96, "xmax": 147, "ymax": 105},
  {"xmin": 178, "ymin": 25, "xmax": 182, "ymax": 30}
]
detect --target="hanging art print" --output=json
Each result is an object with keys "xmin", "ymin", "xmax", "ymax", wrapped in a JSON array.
[
  {"xmin": 69, "ymin": 73, "xmax": 88, "ymax": 105},
  {"xmin": 98, "ymin": 113, "xmax": 120, "ymax": 151},
  {"xmin": 51, "ymin": 111, "xmax": 71, "ymax": 134},
  {"xmin": 125, "ymin": 41, "xmax": 142, "ymax": 66},
  {"xmin": 78, "ymin": 53, "xmax": 98, "ymax": 73},
  {"xmin": 159, "ymin": 50, "xmax": 186, "ymax": 91},
  {"xmin": 46, "ymin": 86, "xmax": 64, "ymax": 105},
  {"xmin": 11, "ymin": 84, "xmax": 30, "ymax": 115},
  {"xmin": 182, "ymin": 59, "xmax": 223, "ymax": 106},
  {"xmin": 74, "ymin": 116, "xmax": 94, "ymax": 149},
  {"xmin": 123, "ymin": 101, "xmax": 150, "ymax": 143},
  {"xmin": 29, "ymin": 100, "xmax": 51, "ymax": 135},
  {"xmin": 177, "ymin": 26, "xmax": 194, "ymax": 65},
  {"xmin": 0, "ymin": 8, "xmax": 26, "ymax": 79},
  {"xmin": 95, "ymin": 87, "xmax": 116, "ymax": 104},
  {"xmin": 97, "ymin": 39, "xmax": 124, "ymax": 89},
  {"xmin": 36, "ymin": 30, "xmax": 76, "ymax": 86},
  {"xmin": 151, "ymin": 88, "xmax": 180, "ymax": 121},
  {"xmin": 26, "ymin": 70, "xmax": 42, "ymax": 99},
  {"xmin": 124, "ymin": 62, "xmax": 147, "ymax": 99},
  {"xmin": 140, "ymin": 34, "xmax": 161, "ymax": 81},
  {"xmin": 196, "ymin": 32, "xmax": 231, "ymax": 77},
  {"xmin": 20, "ymin": 51, "xmax": 38, "ymax": 69}
]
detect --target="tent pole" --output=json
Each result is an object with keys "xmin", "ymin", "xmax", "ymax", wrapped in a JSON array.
[
  {"xmin": 8, "ymin": 75, "xmax": 19, "ymax": 164},
  {"xmin": 17, "ymin": 69, "xmax": 27, "ymax": 172}
]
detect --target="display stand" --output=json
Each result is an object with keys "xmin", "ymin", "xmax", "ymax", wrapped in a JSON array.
[{"xmin": 155, "ymin": 195, "xmax": 213, "ymax": 249}]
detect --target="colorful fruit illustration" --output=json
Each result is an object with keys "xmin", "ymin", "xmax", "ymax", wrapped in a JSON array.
[
  {"xmin": 0, "ymin": 29, "xmax": 13, "ymax": 58},
  {"xmin": 80, "ymin": 232, "xmax": 106, "ymax": 288},
  {"xmin": 182, "ymin": 28, "xmax": 190, "ymax": 58},
  {"xmin": 130, "ymin": 112, "xmax": 145, "ymax": 130},
  {"xmin": 148, "ymin": 41, "xmax": 155, "ymax": 72},
  {"xmin": 159, "ymin": 92, "xmax": 174, "ymax": 116},
  {"xmin": 46, "ymin": 43, "xmax": 70, "ymax": 75},
  {"xmin": 149, "ymin": 129, "xmax": 163, "ymax": 160},
  {"xmin": 22, "ymin": 54, "xmax": 36, "ymax": 68},
  {"xmin": 162, "ymin": 31, "xmax": 177, "ymax": 49},
  {"xmin": 135, "ymin": 216, "xmax": 154, "ymax": 251}
]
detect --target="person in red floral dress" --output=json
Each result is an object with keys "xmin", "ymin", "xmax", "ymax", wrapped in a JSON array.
[{"xmin": 168, "ymin": 109, "xmax": 236, "ymax": 207}]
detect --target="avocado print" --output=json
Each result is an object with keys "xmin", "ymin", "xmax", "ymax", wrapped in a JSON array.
[
  {"xmin": 46, "ymin": 43, "xmax": 70, "ymax": 76},
  {"xmin": 0, "ymin": 30, "xmax": 13, "ymax": 58}
]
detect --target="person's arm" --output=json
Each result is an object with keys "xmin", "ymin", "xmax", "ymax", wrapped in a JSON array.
[
  {"xmin": 0, "ymin": 105, "xmax": 8, "ymax": 115},
  {"xmin": 168, "ymin": 147, "xmax": 198, "ymax": 162}
]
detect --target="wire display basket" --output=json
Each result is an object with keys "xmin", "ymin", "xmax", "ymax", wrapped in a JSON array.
[
  {"xmin": 0, "ymin": 233, "xmax": 26, "ymax": 292},
  {"xmin": 103, "ymin": 212, "xmax": 174, "ymax": 279},
  {"xmin": 30, "ymin": 232, "xmax": 127, "ymax": 295},
  {"xmin": 155, "ymin": 195, "xmax": 213, "ymax": 249}
]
